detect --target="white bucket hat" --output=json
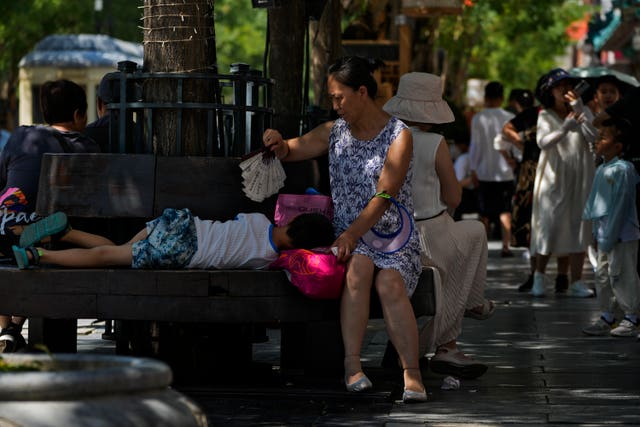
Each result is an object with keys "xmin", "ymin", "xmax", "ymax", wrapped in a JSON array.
[{"xmin": 383, "ymin": 72, "xmax": 454, "ymax": 124}]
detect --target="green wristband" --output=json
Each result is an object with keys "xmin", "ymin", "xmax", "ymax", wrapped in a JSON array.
[{"xmin": 373, "ymin": 191, "xmax": 391, "ymax": 200}]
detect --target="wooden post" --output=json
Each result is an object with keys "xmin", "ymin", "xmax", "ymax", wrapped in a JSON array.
[
  {"xmin": 268, "ymin": 0, "xmax": 305, "ymax": 138},
  {"xmin": 398, "ymin": 15, "xmax": 412, "ymax": 77},
  {"xmin": 311, "ymin": 0, "xmax": 342, "ymax": 110}
]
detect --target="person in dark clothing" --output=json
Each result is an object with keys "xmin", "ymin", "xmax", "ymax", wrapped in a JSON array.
[
  {"xmin": 85, "ymin": 72, "xmax": 138, "ymax": 153},
  {"xmin": 0, "ymin": 79, "xmax": 100, "ymax": 353},
  {"xmin": 594, "ymin": 86, "xmax": 640, "ymax": 170}
]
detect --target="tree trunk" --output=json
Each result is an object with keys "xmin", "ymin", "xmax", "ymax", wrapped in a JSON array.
[
  {"xmin": 268, "ymin": 1, "xmax": 305, "ymax": 138},
  {"xmin": 311, "ymin": 0, "xmax": 342, "ymax": 110},
  {"xmin": 142, "ymin": 0, "xmax": 216, "ymax": 155}
]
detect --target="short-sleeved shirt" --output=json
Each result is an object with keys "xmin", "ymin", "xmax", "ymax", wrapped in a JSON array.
[
  {"xmin": 188, "ymin": 212, "xmax": 278, "ymax": 269},
  {"xmin": 0, "ymin": 125, "xmax": 100, "ymax": 232},
  {"xmin": 132, "ymin": 209, "xmax": 278, "ymax": 270},
  {"xmin": 469, "ymin": 107, "xmax": 515, "ymax": 182}
]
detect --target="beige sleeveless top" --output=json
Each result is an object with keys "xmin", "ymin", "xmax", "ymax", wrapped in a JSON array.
[{"xmin": 411, "ymin": 127, "xmax": 447, "ymax": 220}]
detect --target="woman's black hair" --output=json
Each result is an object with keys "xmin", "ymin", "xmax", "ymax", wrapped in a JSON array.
[
  {"xmin": 327, "ymin": 56, "xmax": 379, "ymax": 100},
  {"xmin": 286, "ymin": 213, "xmax": 335, "ymax": 249},
  {"xmin": 40, "ymin": 80, "xmax": 88, "ymax": 125},
  {"xmin": 515, "ymin": 89, "xmax": 535, "ymax": 109},
  {"xmin": 535, "ymin": 72, "xmax": 557, "ymax": 109}
]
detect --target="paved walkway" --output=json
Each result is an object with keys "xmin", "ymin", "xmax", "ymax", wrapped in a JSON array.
[{"xmin": 67, "ymin": 241, "xmax": 640, "ymax": 425}]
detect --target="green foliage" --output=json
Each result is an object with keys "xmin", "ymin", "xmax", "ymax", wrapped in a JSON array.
[
  {"xmin": 0, "ymin": 0, "xmax": 141, "ymax": 107},
  {"xmin": 437, "ymin": 0, "xmax": 587, "ymax": 95},
  {"xmin": 214, "ymin": 0, "xmax": 267, "ymax": 74},
  {"xmin": 95, "ymin": 0, "xmax": 143, "ymax": 42},
  {"xmin": 0, "ymin": 0, "xmax": 94, "ymax": 81}
]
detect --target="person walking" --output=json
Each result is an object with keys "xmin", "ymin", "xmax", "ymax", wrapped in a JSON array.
[{"xmin": 469, "ymin": 81, "xmax": 515, "ymax": 257}]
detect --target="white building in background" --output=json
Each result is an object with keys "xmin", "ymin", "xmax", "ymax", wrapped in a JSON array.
[{"xmin": 18, "ymin": 34, "xmax": 143, "ymax": 125}]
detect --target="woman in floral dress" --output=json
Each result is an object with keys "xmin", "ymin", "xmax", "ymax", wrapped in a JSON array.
[{"xmin": 263, "ymin": 56, "xmax": 426, "ymax": 403}]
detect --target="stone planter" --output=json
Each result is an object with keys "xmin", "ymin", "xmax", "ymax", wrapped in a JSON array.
[{"xmin": 0, "ymin": 353, "xmax": 207, "ymax": 427}]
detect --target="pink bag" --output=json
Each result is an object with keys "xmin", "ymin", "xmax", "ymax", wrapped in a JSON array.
[
  {"xmin": 269, "ymin": 249, "xmax": 346, "ymax": 299},
  {"xmin": 274, "ymin": 193, "xmax": 334, "ymax": 226}
]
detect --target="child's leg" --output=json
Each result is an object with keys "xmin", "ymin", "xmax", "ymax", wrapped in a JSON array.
[
  {"xmin": 569, "ymin": 252, "xmax": 586, "ymax": 282},
  {"xmin": 595, "ymin": 250, "xmax": 616, "ymax": 315},
  {"xmin": 609, "ymin": 241, "xmax": 640, "ymax": 317},
  {"xmin": 126, "ymin": 228, "xmax": 148, "ymax": 245},
  {"xmin": 60, "ymin": 228, "xmax": 146, "ymax": 249},
  {"xmin": 535, "ymin": 253, "xmax": 550, "ymax": 273},
  {"xmin": 37, "ymin": 243, "xmax": 134, "ymax": 268},
  {"xmin": 59, "ymin": 229, "xmax": 116, "ymax": 248}
]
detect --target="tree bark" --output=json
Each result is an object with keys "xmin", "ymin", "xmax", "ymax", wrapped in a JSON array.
[
  {"xmin": 268, "ymin": 1, "xmax": 305, "ymax": 138},
  {"xmin": 142, "ymin": 0, "xmax": 216, "ymax": 155},
  {"xmin": 311, "ymin": 0, "xmax": 342, "ymax": 110}
]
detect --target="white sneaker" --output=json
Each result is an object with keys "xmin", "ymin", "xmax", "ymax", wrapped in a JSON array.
[
  {"xmin": 568, "ymin": 281, "xmax": 594, "ymax": 298},
  {"xmin": 610, "ymin": 318, "xmax": 639, "ymax": 337},
  {"xmin": 530, "ymin": 272, "xmax": 546, "ymax": 297},
  {"xmin": 582, "ymin": 317, "xmax": 614, "ymax": 336}
]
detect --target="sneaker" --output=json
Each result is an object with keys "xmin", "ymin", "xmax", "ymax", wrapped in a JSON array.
[
  {"xmin": 530, "ymin": 272, "xmax": 546, "ymax": 297},
  {"xmin": 518, "ymin": 274, "xmax": 533, "ymax": 292},
  {"xmin": 555, "ymin": 274, "xmax": 569, "ymax": 293},
  {"xmin": 610, "ymin": 318, "xmax": 639, "ymax": 337},
  {"xmin": 582, "ymin": 316, "xmax": 614, "ymax": 336},
  {"xmin": 568, "ymin": 281, "xmax": 594, "ymax": 298},
  {"xmin": 0, "ymin": 329, "xmax": 27, "ymax": 353}
]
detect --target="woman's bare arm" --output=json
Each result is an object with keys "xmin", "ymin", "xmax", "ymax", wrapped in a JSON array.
[{"xmin": 263, "ymin": 121, "xmax": 333, "ymax": 161}]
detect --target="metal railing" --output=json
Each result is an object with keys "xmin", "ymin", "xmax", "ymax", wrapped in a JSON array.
[{"xmin": 103, "ymin": 61, "xmax": 274, "ymax": 157}]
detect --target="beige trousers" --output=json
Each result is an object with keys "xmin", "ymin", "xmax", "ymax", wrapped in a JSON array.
[
  {"xmin": 415, "ymin": 212, "xmax": 488, "ymax": 354},
  {"xmin": 595, "ymin": 240, "xmax": 640, "ymax": 315}
]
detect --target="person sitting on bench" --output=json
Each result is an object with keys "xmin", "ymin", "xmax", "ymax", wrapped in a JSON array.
[{"xmin": 12, "ymin": 208, "xmax": 334, "ymax": 270}]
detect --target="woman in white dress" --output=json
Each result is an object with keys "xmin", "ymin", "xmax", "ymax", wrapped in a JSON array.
[
  {"xmin": 383, "ymin": 73, "xmax": 494, "ymax": 379},
  {"xmin": 530, "ymin": 68, "xmax": 597, "ymax": 297}
]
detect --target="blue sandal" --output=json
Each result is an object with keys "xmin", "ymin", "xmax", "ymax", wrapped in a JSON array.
[
  {"xmin": 12, "ymin": 245, "xmax": 40, "ymax": 269},
  {"xmin": 19, "ymin": 212, "xmax": 69, "ymax": 248}
]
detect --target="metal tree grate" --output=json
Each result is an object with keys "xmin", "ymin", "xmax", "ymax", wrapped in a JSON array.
[{"xmin": 103, "ymin": 61, "xmax": 273, "ymax": 157}]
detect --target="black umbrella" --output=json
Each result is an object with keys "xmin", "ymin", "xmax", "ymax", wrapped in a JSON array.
[{"xmin": 569, "ymin": 66, "xmax": 639, "ymax": 97}]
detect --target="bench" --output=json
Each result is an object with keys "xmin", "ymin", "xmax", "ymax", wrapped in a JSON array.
[{"xmin": 0, "ymin": 153, "xmax": 438, "ymax": 378}]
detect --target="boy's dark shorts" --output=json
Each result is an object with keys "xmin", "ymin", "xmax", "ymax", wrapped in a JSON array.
[{"xmin": 477, "ymin": 180, "xmax": 514, "ymax": 218}]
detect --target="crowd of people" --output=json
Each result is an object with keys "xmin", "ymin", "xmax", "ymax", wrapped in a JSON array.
[
  {"xmin": 1, "ymin": 56, "xmax": 638, "ymax": 402},
  {"xmin": 487, "ymin": 68, "xmax": 640, "ymax": 338}
]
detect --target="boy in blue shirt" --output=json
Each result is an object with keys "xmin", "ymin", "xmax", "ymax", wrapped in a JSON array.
[{"xmin": 582, "ymin": 118, "xmax": 640, "ymax": 337}]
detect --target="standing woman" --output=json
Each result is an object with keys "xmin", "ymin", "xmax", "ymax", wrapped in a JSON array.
[
  {"xmin": 530, "ymin": 68, "xmax": 597, "ymax": 297},
  {"xmin": 263, "ymin": 56, "xmax": 426, "ymax": 402}
]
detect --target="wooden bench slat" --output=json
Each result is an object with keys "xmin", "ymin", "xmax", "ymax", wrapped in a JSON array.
[
  {"xmin": 38, "ymin": 153, "xmax": 323, "ymax": 220},
  {"xmin": 37, "ymin": 153, "xmax": 155, "ymax": 217},
  {"xmin": 0, "ymin": 266, "xmax": 437, "ymax": 320}
]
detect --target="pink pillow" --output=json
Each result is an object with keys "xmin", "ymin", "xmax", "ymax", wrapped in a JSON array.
[{"xmin": 269, "ymin": 249, "xmax": 346, "ymax": 299}]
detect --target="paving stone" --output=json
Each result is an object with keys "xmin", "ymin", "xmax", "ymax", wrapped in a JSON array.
[{"xmin": 67, "ymin": 242, "xmax": 640, "ymax": 425}]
